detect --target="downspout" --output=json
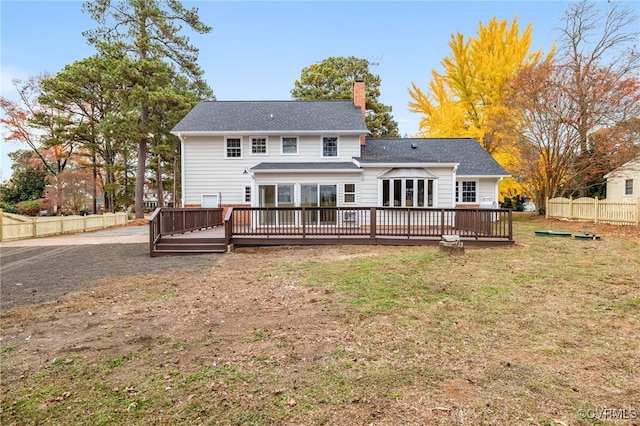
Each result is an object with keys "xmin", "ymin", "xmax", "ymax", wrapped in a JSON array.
[
  {"xmin": 179, "ymin": 134, "xmax": 186, "ymax": 207},
  {"xmin": 452, "ymin": 164, "xmax": 458, "ymax": 207}
]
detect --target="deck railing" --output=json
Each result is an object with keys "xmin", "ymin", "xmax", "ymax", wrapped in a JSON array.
[
  {"xmin": 229, "ymin": 206, "xmax": 512, "ymax": 241},
  {"xmin": 149, "ymin": 207, "xmax": 224, "ymax": 254}
]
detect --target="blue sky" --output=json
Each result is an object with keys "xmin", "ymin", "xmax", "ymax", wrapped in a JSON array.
[{"xmin": 0, "ymin": 0, "xmax": 610, "ymax": 181}]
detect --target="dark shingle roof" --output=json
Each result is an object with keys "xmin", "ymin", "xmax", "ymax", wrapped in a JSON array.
[
  {"xmin": 172, "ymin": 100, "xmax": 368, "ymax": 133},
  {"xmin": 358, "ymin": 138, "xmax": 509, "ymax": 176},
  {"xmin": 251, "ymin": 162, "xmax": 361, "ymax": 171}
]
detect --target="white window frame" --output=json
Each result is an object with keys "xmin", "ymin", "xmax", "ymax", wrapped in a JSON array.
[
  {"xmin": 380, "ymin": 178, "xmax": 437, "ymax": 207},
  {"xmin": 343, "ymin": 183, "xmax": 356, "ymax": 204},
  {"xmin": 281, "ymin": 136, "xmax": 298, "ymax": 155},
  {"xmin": 243, "ymin": 185, "xmax": 252, "ymax": 203},
  {"xmin": 321, "ymin": 136, "xmax": 339, "ymax": 158},
  {"xmin": 456, "ymin": 180, "xmax": 478, "ymax": 204},
  {"xmin": 624, "ymin": 179, "xmax": 633, "ymax": 196},
  {"xmin": 225, "ymin": 137, "xmax": 243, "ymax": 159},
  {"xmin": 251, "ymin": 136, "xmax": 268, "ymax": 155}
]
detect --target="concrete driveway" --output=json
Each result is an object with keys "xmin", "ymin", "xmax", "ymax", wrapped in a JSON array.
[{"xmin": 0, "ymin": 225, "xmax": 149, "ymax": 247}]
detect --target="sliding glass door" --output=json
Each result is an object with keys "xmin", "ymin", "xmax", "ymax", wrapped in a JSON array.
[
  {"xmin": 258, "ymin": 183, "xmax": 337, "ymax": 226},
  {"xmin": 301, "ymin": 184, "xmax": 336, "ymax": 225},
  {"xmin": 258, "ymin": 184, "xmax": 294, "ymax": 225}
]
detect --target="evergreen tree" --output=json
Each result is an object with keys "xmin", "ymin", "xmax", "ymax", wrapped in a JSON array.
[{"xmin": 292, "ymin": 56, "xmax": 399, "ymax": 138}]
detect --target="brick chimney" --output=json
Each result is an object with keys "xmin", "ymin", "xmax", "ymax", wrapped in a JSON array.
[{"xmin": 353, "ymin": 80, "xmax": 366, "ymax": 145}]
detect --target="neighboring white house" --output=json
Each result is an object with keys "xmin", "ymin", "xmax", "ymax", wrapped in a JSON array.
[
  {"xmin": 604, "ymin": 156, "xmax": 640, "ymax": 199},
  {"xmin": 171, "ymin": 82, "xmax": 509, "ymax": 210}
]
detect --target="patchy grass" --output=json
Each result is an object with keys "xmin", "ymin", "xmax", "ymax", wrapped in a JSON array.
[{"xmin": 1, "ymin": 215, "xmax": 639, "ymax": 425}]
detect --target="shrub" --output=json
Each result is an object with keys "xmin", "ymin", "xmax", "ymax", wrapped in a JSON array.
[
  {"xmin": 0, "ymin": 202, "xmax": 20, "ymax": 214},
  {"xmin": 502, "ymin": 195, "xmax": 525, "ymax": 211},
  {"xmin": 17, "ymin": 200, "xmax": 45, "ymax": 216}
]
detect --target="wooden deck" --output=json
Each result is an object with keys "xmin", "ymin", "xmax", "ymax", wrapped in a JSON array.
[{"xmin": 149, "ymin": 207, "xmax": 514, "ymax": 256}]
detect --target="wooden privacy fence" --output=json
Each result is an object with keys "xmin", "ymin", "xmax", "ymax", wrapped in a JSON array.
[
  {"xmin": 546, "ymin": 197, "xmax": 640, "ymax": 226},
  {"xmin": 0, "ymin": 210, "xmax": 129, "ymax": 241}
]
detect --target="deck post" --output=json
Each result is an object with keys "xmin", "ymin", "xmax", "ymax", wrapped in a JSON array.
[
  {"xmin": 440, "ymin": 209, "xmax": 445, "ymax": 237},
  {"xmin": 508, "ymin": 209, "xmax": 513, "ymax": 241},
  {"xmin": 302, "ymin": 207, "xmax": 306, "ymax": 237},
  {"xmin": 224, "ymin": 208, "xmax": 233, "ymax": 246},
  {"xmin": 370, "ymin": 208, "xmax": 376, "ymax": 238},
  {"xmin": 406, "ymin": 208, "xmax": 411, "ymax": 238}
]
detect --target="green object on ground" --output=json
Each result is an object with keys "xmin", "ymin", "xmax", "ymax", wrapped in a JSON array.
[
  {"xmin": 574, "ymin": 232, "xmax": 601, "ymax": 240},
  {"xmin": 534, "ymin": 230, "xmax": 572, "ymax": 237}
]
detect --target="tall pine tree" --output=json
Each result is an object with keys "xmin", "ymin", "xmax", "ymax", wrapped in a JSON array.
[{"xmin": 82, "ymin": 0, "xmax": 212, "ymax": 217}]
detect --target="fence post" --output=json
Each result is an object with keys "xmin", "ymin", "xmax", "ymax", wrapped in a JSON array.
[
  {"xmin": 568, "ymin": 198, "xmax": 574, "ymax": 220},
  {"xmin": 636, "ymin": 197, "xmax": 640, "ymax": 227},
  {"xmin": 545, "ymin": 197, "xmax": 549, "ymax": 219},
  {"xmin": 594, "ymin": 198, "xmax": 599, "ymax": 224}
]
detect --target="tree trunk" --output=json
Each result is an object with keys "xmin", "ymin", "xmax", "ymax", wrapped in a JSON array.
[
  {"xmin": 92, "ymin": 151, "xmax": 97, "ymax": 214},
  {"xmin": 134, "ymin": 106, "xmax": 149, "ymax": 219},
  {"xmin": 135, "ymin": 138, "xmax": 146, "ymax": 218},
  {"xmin": 156, "ymin": 151, "xmax": 164, "ymax": 208}
]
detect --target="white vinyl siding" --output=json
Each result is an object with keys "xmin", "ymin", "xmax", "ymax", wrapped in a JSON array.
[
  {"xmin": 182, "ymin": 136, "xmax": 252, "ymax": 206},
  {"xmin": 252, "ymin": 173, "xmax": 360, "ymax": 207},
  {"xmin": 357, "ymin": 167, "xmax": 453, "ymax": 208},
  {"xmin": 605, "ymin": 158, "xmax": 640, "ymax": 198},
  {"xmin": 456, "ymin": 178, "xmax": 500, "ymax": 205},
  {"xmin": 181, "ymin": 134, "xmax": 364, "ymax": 206}
]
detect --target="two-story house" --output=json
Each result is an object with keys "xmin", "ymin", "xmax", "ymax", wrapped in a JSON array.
[{"xmin": 171, "ymin": 82, "xmax": 508, "ymax": 215}]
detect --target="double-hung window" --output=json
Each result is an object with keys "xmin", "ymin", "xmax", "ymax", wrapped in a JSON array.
[
  {"xmin": 625, "ymin": 179, "xmax": 633, "ymax": 196},
  {"xmin": 282, "ymin": 137, "xmax": 298, "ymax": 154},
  {"xmin": 456, "ymin": 181, "xmax": 477, "ymax": 203},
  {"xmin": 322, "ymin": 137, "xmax": 338, "ymax": 157},
  {"xmin": 225, "ymin": 137, "xmax": 242, "ymax": 158},
  {"xmin": 251, "ymin": 137, "xmax": 267, "ymax": 155},
  {"xmin": 343, "ymin": 184, "xmax": 356, "ymax": 203}
]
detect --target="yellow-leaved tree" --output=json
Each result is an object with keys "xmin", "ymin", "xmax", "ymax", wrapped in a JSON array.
[{"xmin": 408, "ymin": 17, "xmax": 552, "ymax": 202}]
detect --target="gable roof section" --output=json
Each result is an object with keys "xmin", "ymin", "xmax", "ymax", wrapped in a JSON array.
[
  {"xmin": 172, "ymin": 100, "xmax": 369, "ymax": 134},
  {"xmin": 357, "ymin": 138, "xmax": 509, "ymax": 177},
  {"xmin": 603, "ymin": 155, "xmax": 640, "ymax": 179}
]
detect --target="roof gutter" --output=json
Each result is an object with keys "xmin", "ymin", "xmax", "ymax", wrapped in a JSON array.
[
  {"xmin": 251, "ymin": 168, "xmax": 363, "ymax": 174},
  {"xmin": 353, "ymin": 160, "xmax": 459, "ymax": 169},
  {"xmin": 171, "ymin": 130, "xmax": 367, "ymax": 137}
]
